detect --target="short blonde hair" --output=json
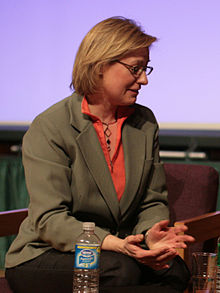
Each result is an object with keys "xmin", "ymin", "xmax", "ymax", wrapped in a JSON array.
[{"xmin": 71, "ymin": 17, "xmax": 156, "ymax": 96}]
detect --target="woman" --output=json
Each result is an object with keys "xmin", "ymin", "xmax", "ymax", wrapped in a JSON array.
[{"xmin": 5, "ymin": 17, "xmax": 194, "ymax": 293}]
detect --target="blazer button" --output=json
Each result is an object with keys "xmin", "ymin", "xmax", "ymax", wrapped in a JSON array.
[{"xmin": 110, "ymin": 229, "xmax": 117, "ymax": 235}]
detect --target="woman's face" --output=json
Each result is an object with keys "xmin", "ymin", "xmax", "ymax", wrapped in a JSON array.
[{"xmin": 101, "ymin": 47, "xmax": 150, "ymax": 107}]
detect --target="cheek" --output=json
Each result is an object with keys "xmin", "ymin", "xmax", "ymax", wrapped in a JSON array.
[
  {"xmin": 104, "ymin": 68, "xmax": 124, "ymax": 83},
  {"xmin": 103, "ymin": 73, "xmax": 123, "ymax": 91},
  {"xmin": 102, "ymin": 67, "xmax": 135, "ymax": 95},
  {"xmin": 105, "ymin": 80, "xmax": 127, "ymax": 97}
]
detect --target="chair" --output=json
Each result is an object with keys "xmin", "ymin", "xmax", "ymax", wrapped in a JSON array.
[
  {"xmin": 0, "ymin": 209, "xmax": 28, "ymax": 293},
  {"xmin": 164, "ymin": 163, "xmax": 220, "ymax": 270},
  {"xmin": 0, "ymin": 208, "xmax": 28, "ymax": 237},
  {"xmin": 0, "ymin": 163, "xmax": 220, "ymax": 292}
]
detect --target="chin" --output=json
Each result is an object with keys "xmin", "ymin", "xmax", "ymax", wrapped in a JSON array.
[
  {"xmin": 129, "ymin": 96, "xmax": 137, "ymax": 104},
  {"xmin": 121, "ymin": 100, "xmax": 136, "ymax": 107}
]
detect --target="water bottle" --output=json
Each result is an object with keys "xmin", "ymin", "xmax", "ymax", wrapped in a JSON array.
[
  {"xmin": 73, "ymin": 222, "xmax": 101, "ymax": 293},
  {"xmin": 216, "ymin": 236, "xmax": 220, "ymax": 292}
]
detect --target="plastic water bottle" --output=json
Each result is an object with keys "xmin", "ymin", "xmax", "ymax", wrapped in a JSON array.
[
  {"xmin": 73, "ymin": 222, "xmax": 101, "ymax": 293},
  {"xmin": 216, "ymin": 237, "xmax": 220, "ymax": 292}
]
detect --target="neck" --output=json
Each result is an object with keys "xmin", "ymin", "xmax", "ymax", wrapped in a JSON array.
[{"xmin": 86, "ymin": 95, "xmax": 118, "ymax": 124}]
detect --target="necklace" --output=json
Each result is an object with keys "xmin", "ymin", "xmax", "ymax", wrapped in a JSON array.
[{"xmin": 102, "ymin": 119, "xmax": 117, "ymax": 152}]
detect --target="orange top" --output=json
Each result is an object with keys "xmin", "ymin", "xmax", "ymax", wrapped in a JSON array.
[{"xmin": 81, "ymin": 97, "xmax": 133, "ymax": 201}]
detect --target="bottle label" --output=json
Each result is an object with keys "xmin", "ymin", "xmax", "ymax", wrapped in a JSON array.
[{"xmin": 74, "ymin": 244, "xmax": 100, "ymax": 269}]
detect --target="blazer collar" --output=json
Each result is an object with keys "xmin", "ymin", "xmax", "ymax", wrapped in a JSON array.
[{"xmin": 69, "ymin": 93, "xmax": 91, "ymax": 132}]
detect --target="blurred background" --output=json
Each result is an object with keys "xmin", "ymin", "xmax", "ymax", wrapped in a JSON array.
[{"xmin": 1, "ymin": 0, "xmax": 220, "ymax": 129}]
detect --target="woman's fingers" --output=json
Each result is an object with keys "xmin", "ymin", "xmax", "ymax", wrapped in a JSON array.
[
  {"xmin": 135, "ymin": 246, "xmax": 175, "ymax": 261},
  {"xmin": 126, "ymin": 234, "xmax": 144, "ymax": 244},
  {"xmin": 152, "ymin": 219, "xmax": 170, "ymax": 232},
  {"xmin": 136, "ymin": 247, "xmax": 177, "ymax": 270}
]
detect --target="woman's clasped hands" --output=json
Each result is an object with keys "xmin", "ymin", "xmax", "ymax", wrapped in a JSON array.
[{"xmin": 121, "ymin": 220, "xmax": 195, "ymax": 270}]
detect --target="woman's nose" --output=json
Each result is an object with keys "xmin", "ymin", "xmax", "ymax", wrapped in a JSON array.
[{"xmin": 136, "ymin": 71, "xmax": 148, "ymax": 85}]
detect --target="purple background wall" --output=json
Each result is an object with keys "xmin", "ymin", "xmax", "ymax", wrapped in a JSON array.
[{"xmin": 1, "ymin": 0, "xmax": 220, "ymax": 129}]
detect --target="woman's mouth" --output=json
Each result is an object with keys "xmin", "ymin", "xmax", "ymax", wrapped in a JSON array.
[{"xmin": 128, "ymin": 89, "xmax": 139, "ymax": 95}]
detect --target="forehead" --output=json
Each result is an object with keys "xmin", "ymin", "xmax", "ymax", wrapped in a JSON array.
[{"xmin": 122, "ymin": 47, "xmax": 149, "ymax": 61}]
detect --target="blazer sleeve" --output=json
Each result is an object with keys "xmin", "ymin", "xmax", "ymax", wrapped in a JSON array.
[{"xmin": 22, "ymin": 115, "xmax": 110, "ymax": 252}]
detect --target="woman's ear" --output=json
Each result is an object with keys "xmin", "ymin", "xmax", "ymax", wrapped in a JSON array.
[
  {"xmin": 99, "ymin": 62, "xmax": 110, "ymax": 76},
  {"xmin": 98, "ymin": 64, "xmax": 104, "ymax": 76}
]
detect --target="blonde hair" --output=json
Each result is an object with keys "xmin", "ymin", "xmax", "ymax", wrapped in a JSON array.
[{"xmin": 71, "ymin": 16, "xmax": 156, "ymax": 96}]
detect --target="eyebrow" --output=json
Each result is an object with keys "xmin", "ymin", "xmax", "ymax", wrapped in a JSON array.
[{"xmin": 136, "ymin": 59, "xmax": 150, "ymax": 66}]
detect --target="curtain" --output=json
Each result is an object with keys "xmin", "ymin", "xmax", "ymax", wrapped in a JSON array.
[{"xmin": 0, "ymin": 155, "xmax": 29, "ymax": 269}]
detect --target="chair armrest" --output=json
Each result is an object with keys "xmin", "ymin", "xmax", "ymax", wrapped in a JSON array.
[
  {"xmin": 175, "ymin": 211, "xmax": 220, "ymax": 241},
  {"xmin": 0, "ymin": 208, "xmax": 28, "ymax": 237},
  {"xmin": 174, "ymin": 211, "xmax": 220, "ymax": 263}
]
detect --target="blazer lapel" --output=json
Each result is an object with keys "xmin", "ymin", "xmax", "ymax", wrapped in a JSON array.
[
  {"xmin": 76, "ymin": 126, "xmax": 120, "ymax": 224},
  {"xmin": 69, "ymin": 95, "xmax": 120, "ymax": 224},
  {"xmin": 119, "ymin": 122, "xmax": 146, "ymax": 217}
]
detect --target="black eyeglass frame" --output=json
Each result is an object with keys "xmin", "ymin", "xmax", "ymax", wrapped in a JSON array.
[{"xmin": 115, "ymin": 60, "xmax": 153, "ymax": 77}]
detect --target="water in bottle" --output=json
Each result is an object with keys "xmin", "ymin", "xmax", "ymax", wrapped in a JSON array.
[
  {"xmin": 73, "ymin": 222, "xmax": 101, "ymax": 293},
  {"xmin": 216, "ymin": 236, "xmax": 220, "ymax": 292}
]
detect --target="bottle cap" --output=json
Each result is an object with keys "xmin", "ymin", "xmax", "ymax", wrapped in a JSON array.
[{"xmin": 83, "ymin": 222, "xmax": 95, "ymax": 230}]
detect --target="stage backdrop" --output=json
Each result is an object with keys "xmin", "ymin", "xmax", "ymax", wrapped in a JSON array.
[{"xmin": 1, "ymin": 0, "xmax": 220, "ymax": 130}]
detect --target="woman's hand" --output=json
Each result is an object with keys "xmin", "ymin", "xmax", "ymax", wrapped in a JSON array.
[
  {"xmin": 101, "ymin": 234, "xmax": 177, "ymax": 270},
  {"xmin": 122, "ymin": 234, "xmax": 178, "ymax": 270},
  {"xmin": 145, "ymin": 220, "xmax": 195, "ymax": 250}
]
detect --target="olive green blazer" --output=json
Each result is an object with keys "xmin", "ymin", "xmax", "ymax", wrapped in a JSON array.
[{"xmin": 6, "ymin": 92, "xmax": 169, "ymax": 268}]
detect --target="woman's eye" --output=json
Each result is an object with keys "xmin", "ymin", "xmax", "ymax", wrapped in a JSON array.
[{"xmin": 133, "ymin": 66, "xmax": 140, "ymax": 74}]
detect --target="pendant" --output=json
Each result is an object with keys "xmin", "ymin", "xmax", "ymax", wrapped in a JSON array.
[{"xmin": 106, "ymin": 139, "xmax": 111, "ymax": 151}]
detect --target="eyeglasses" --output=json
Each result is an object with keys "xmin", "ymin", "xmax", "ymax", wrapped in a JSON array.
[{"xmin": 115, "ymin": 60, "xmax": 153, "ymax": 77}]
